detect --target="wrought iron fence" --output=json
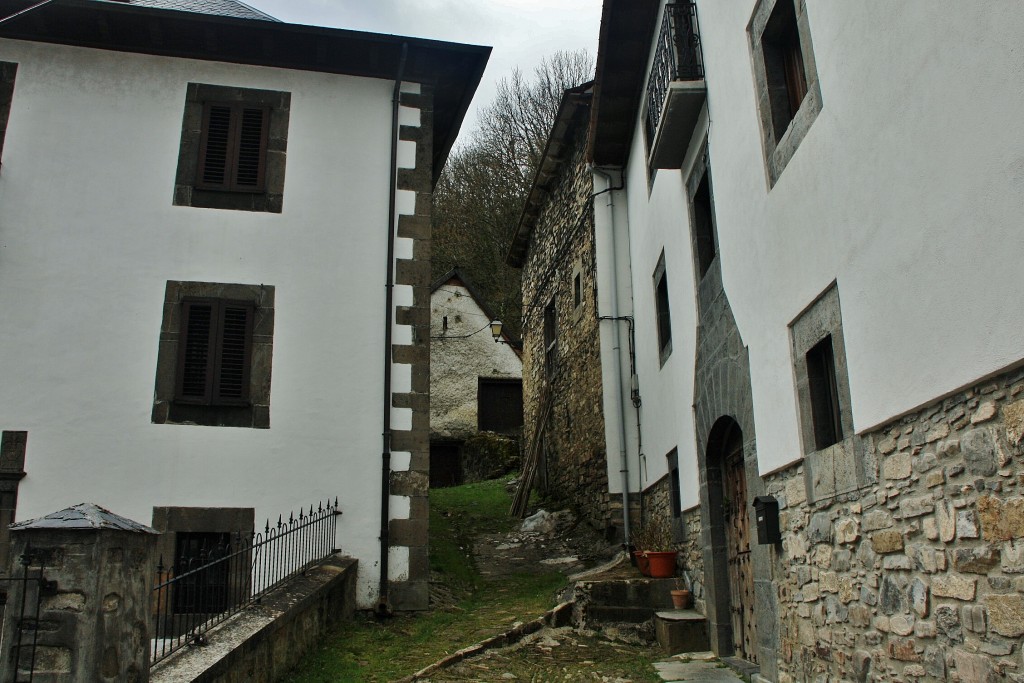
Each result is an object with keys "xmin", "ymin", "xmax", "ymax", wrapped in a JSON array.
[
  {"xmin": 644, "ymin": 1, "xmax": 704, "ymax": 146},
  {"xmin": 0, "ymin": 546, "xmax": 59, "ymax": 682},
  {"xmin": 151, "ymin": 498, "xmax": 341, "ymax": 665}
]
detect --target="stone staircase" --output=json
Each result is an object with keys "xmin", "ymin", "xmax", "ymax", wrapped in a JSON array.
[{"xmin": 571, "ymin": 575, "xmax": 710, "ymax": 655}]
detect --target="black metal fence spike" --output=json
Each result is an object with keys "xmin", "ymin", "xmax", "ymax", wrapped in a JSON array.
[{"xmin": 150, "ymin": 496, "xmax": 340, "ymax": 668}]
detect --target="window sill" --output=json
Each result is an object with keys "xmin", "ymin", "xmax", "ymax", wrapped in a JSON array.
[{"xmin": 153, "ymin": 401, "xmax": 269, "ymax": 429}]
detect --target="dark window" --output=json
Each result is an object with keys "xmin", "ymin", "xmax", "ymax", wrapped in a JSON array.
[
  {"xmin": 762, "ymin": 0, "xmax": 807, "ymax": 141},
  {"xmin": 173, "ymin": 532, "xmax": 231, "ymax": 614},
  {"xmin": 174, "ymin": 83, "xmax": 290, "ymax": 213},
  {"xmin": 478, "ymin": 378, "xmax": 524, "ymax": 433},
  {"xmin": 692, "ymin": 169, "xmax": 717, "ymax": 278},
  {"xmin": 176, "ymin": 300, "xmax": 254, "ymax": 406},
  {"xmin": 573, "ymin": 272, "xmax": 582, "ymax": 309},
  {"xmin": 806, "ymin": 335, "xmax": 843, "ymax": 450},
  {"xmin": 197, "ymin": 103, "xmax": 269, "ymax": 193},
  {"xmin": 153, "ymin": 281, "xmax": 274, "ymax": 429},
  {"xmin": 544, "ymin": 300, "xmax": 558, "ymax": 376},
  {"xmin": 653, "ymin": 253, "xmax": 673, "ymax": 363},
  {"xmin": 0, "ymin": 62, "xmax": 17, "ymax": 164},
  {"xmin": 667, "ymin": 448, "xmax": 682, "ymax": 519}
]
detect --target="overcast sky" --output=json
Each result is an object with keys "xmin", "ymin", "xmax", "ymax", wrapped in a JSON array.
[{"xmin": 243, "ymin": 0, "xmax": 602, "ymax": 143}]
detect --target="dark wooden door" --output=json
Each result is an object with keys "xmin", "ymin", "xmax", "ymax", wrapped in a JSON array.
[
  {"xmin": 430, "ymin": 442, "xmax": 463, "ymax": 489},
  {"xmin": 723, "ymin": 444, "xmax": 757, "ymax": 663}
]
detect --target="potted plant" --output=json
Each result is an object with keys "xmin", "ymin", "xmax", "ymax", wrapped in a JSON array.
[
  {"xmin": 630, "ymin": 516, "xmax": 677, "ymax": 578},
  {"xmin": 670, "ymin": 577, "xmax": 692, "ymax": 609}
]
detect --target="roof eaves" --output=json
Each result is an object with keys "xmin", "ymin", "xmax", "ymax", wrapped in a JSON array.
[{"xmin": 506, "ymin": 81, "xmax": 593, "ymax": 268}]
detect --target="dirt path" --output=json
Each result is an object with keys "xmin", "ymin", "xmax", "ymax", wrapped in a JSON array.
[
  {"xmin": 419, "ymin": 510, "xmax": 664, "ymax": 682},
  {"xmin": 474, "ymin": 509, "xmax": 617, "ymax": 579}
]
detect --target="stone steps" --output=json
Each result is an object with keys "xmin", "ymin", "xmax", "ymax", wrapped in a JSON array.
[
  {"xmin": 573, "ymin": 576, "xmax": 710, "ymax": 656},
  {"xmin": 654, "ymin": 609, "xmax": 710, "ymax": 655}
]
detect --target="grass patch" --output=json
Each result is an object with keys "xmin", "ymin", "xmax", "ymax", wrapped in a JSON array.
[{"xmin": 282, "ymin": 477, "xmax": 567, "ymax": 682}]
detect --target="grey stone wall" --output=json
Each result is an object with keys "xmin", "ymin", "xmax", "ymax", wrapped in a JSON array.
[
  {"xmin": 749, "ymin": 364, "xmax": 1024, "ymax": 682},
  {"xmin": 388, "ymin": 85, "xmax": 434, "ymax": 610},
  {"xmin": 520, "ymin": 110, "xmax": 613, "ymax": 533},
  {"xmin": 151, "ymin": 555, "xmax": 357, "ymax": 683}
]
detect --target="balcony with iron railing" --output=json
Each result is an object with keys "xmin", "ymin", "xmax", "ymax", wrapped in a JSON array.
[{"xmin": 644, "ymin": 1, "xmax": 706, "ymax": 169}]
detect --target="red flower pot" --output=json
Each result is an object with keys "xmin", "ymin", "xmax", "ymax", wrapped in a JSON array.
[
  {"xmin": 645, "ymin": 551, "xmax": 678, "ymax": 578},
  {"xmin": 633, "ymin": 550, "xmax": 651, "ymax": 577}
]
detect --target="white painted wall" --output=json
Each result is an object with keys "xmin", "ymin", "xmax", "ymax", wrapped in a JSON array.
[
  {"xmin": 430, "ymin": 280, "xmax": 522, "ymax": 439},
  {"xmin": 618, "ymin": 0, "xmax": 1024, "ymax": 508},
  {"xmin": 0, "ymin": 39, "xmax": 421, "ymax": 607}
]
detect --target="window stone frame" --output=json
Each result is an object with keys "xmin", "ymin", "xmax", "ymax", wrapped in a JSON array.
[
  {"xmin": 653, "ymin": 250, "xmax": 673, "ymax": 367},
  {"xmin": 748, "ymin": 0, "xmax": 822, "ymax": 188},
  {"xmin": 173, "ymin": 83, "xmax": 290, "ymax": 213},
  {"xmin": 153, "ymin": 280, "xmax": 274, "ymax": 429},
  {"xmin": 151, "ymin": 506, "xmax": 255, "ymax": 617},
  {"xmin": 685, "ymin": 145, "xmax": 719, "ymax": 285},
  {"xmin": 789, "ymin": 282, "xmax": 872, "ymax": 501}
]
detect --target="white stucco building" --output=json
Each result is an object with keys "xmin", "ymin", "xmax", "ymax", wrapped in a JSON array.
[
  {"xmin": 517, "ymin": 1, "xmax": 1024, "ymax": 679},
  {"xmin": 0, "ymin": 0, "xmax": 488, "ymax": 611},
  {"xmin": 429, "ymin": 268, "xmax": 522, "ymax": 486}
]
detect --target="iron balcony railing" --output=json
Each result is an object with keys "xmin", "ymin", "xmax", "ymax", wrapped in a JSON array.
[
  {"xmin": 644, "ymin": 1, "xmax": 704, "ymax": 148},
  {"xmin": 151, "ymin": 498, "xmax": 341, "ymax": 666}
]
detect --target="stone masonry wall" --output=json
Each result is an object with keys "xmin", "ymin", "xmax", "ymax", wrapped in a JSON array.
[
  {"xmin": 520, "ymin": 105, "xmax": 613, "ymax": 534},
  {"xmin": 388, "ymin": 84, "xmax": 433, "ymax": 610},
  {"xmin": 758, "ymin": 364, "xmax": 1024, "ymax": 683}
]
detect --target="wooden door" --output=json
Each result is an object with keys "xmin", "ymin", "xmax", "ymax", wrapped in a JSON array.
[{"xmin": 723, "ymin": 445, "xmax": 757, "ymax": 663}]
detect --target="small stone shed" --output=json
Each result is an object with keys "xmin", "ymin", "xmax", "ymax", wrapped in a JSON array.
[{"xmin": 430, "ymin": 269, "xmax": 523, "ymax": 486}]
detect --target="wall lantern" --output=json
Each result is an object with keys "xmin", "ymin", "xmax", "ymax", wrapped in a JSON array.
[{"xmin": 489, "ymin": 319, "xmax": 504, "ymax": 343}]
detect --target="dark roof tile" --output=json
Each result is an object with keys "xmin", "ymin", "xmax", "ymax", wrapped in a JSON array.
[{"xmin": 118, "ymin": 0, "xmax": 278, "ymax": 21}]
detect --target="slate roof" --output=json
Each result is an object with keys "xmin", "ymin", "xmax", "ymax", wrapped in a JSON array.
[
  {"xmin": 10, "ymin": 503, "xmax": 158, "ymax": 533},
  {"xmin": 109, "ymin": 0, "xmax": 277, "ymax": 21}
]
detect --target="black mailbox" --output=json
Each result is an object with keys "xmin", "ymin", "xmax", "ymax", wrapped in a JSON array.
[{"xmin": 753, "ymin": 496, "xmax": 781, "ymax": 545}]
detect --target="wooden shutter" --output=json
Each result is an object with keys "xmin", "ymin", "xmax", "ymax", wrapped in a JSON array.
[
  {"xmin": 197, "ymin": 103, "xmax": 269, "ymax": 192},
  {"xmin": 478, "ymin": 379, "xmax": 524, "ymax": 433},
  {"xmin": 178, "ymin": 301, "xmax": 216, "ymax": 403},
  {"xmin": 176, "ymin": 300, "xmax": 254, "ymax": 405},
  {"xmin": 212, "ymin": 304, "xmax": 253, "ymax": 403}
]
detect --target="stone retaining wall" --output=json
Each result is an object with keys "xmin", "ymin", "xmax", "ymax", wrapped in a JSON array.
[
  {"xmin": 151, "ymin": 555, "xmax": 357, "ymax": 683},
  {"xmin": 758, "ymin": 365, "xmax": 1024, "ymax": 682}
]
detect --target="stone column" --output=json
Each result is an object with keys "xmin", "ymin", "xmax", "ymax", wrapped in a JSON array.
[{"xmin": 0, "ymin": 504, "xmax": 158, "ymax": 682}]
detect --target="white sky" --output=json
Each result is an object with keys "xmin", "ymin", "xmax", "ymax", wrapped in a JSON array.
[{"xmin": 244, "ymin": 0, "xmax": 602, "ymax": 143}]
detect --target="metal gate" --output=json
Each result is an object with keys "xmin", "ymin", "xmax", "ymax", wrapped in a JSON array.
[{"xmin": 1, "ymin": 547, "xmax": 57, "ymax": 682}]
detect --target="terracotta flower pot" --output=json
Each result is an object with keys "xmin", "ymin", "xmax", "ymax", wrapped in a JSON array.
[
  {"xmin": 670, "ymin": 588, "xmax": 691, "ymax": 609},
  {"xmin": 645, "ymin": 551, "xmax": 678, "ymax": 578},
  {"xmin": 634, "ymin": 550, "xmax": 651, "ymax": 577}
]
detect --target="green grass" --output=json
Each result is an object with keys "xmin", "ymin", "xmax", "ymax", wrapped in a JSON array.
[{"xmin": 281, "ymin": 477, "xmax": 567, "ymax": 682}]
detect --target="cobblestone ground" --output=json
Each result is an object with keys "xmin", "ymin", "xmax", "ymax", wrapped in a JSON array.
[{"xmin": 424, "ymin": 627, "xmax": 663, "ymax": 682}]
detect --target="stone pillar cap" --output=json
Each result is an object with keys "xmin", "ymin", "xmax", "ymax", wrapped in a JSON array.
[{"xmin": 10, "ymin": 503, "xmax": 158, "ymax": 533}]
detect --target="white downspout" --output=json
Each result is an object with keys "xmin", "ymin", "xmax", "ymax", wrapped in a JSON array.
[{"xmin": 591, "ymin": 165, "xmax": 632, "ymax": 547}]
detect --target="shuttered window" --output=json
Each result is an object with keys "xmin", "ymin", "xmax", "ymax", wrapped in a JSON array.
[
  {"xmin": 197, "ymin": 103, "xmax": 269, "ymax": 193},
  {"xmin": 176, "ymin": 299, "xmax": 254, "ymax": 406},
  {"xmin": 478, "ymin": 379, "xmax": 524, "ymax": 433}
]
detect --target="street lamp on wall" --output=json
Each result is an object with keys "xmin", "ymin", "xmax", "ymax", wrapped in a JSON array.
[{"xmin": 489, "ymin": 319, "xmax": 505, "ymax": 343}]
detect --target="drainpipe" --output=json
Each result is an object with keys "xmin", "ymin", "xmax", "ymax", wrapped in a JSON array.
[
  {"xmin": 377, "ymin": 41, "xmax": 408, "ymax": 617},
  {"xmin": 591, "ymin": 165, "xmax": 633, "ymax": 548}
]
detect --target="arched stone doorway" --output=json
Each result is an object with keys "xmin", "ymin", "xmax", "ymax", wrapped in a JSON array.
[{"xmin": 705, "ymin": 416, "xmax": 757, "ymax": 663}]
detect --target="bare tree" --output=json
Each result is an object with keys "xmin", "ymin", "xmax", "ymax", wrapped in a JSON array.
[{"xmin": 432, "ymin": 51, "xmax": 593, "ymax": 339}]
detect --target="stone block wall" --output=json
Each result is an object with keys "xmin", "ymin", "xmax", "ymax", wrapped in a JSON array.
[
  {"xmin": 758, "ymin": 365, "xmax": 1024, "ymax": 682},
  {"xmin": 388, "ymin": 83, "xmax": 434, "ymax": 610},
  {"xmin": 520, "ymin": 105, "xmax": 613, "ymax": 533}
]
